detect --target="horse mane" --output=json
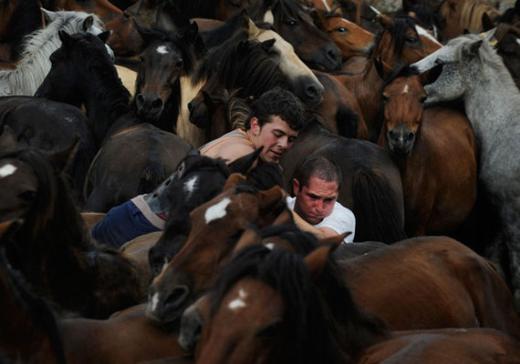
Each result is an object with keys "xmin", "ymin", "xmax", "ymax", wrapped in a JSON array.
[
  {"xmin": 0, "ymin": 148, "xmax": 88, "ymax": 250},
  {"xmin": 2, "ymin": 0, "xmax": 42, "ymax": 60},
  {"xmin": 194, "ymin": 35, "xmax": 289, "ymax": 99},
  {"xmin": 200, "ymin": 11, "xmax": 249, "ymax": 49},
  {"xmin": 0, "ymin": 10, "xmax": 104, "ymax": 96},
  {"xmin": 228, "ymin": 91, "xmax": 252, "ymax": 130},
  {"xmin": 211, "ymin": 243, "xmax": 388, "ymax": 363},
  {"xmin": 445, "ymin": 0, "xmax": 500, "ymax": 33},
  {"xmin": 382, "ymin": 15, "xmax": 420, "ymax": 57},
  {"xmin": 0, "ymin": 249, "xmax": 67, "ymax": 364},
  {"xmin": 69, "ymin": 32, "xmax": 131, "ymax": 126}
]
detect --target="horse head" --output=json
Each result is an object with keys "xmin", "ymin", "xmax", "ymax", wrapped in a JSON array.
[
  {"xmin": 382, "ymin": 74, "xmax": 426, "ymax": 155},
  {"xmin": 146, "ymin": 177, "xmax": 287, "ymax": 325}
]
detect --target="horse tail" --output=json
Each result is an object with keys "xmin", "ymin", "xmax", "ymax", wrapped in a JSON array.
[
  {"xmin": 137, "ymin": 161, "xmax": 168, "ymax": 195},
  {"xmin": 351, "ymin": 169, "xmax": 406, "ymax": 243}
]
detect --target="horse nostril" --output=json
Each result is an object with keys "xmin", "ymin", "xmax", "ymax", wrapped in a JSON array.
[
  {"xmin": 165, "ymin": 285, "xmax": 190, "ymax": 311},
  {"xmin": 187, "ymin": 101, "xmax": 194, "ymax": 113},
  {"xmin": 388, "ymin": 129, "xmax": 397, "ymax": 140},
  {"xmin": 407, "ymin": 132, "xmax": 415, "ymax": 141},
  {"xmin": 305, "ymin": 84, "xmax": 320, "ymax": 101},
  {"xmin": 136, "ymin": 94, "xmax": 144, "ymax": 109},
  {"xmin": 151, "ymin": 98, "xmax": 163, "ymax": 111}
]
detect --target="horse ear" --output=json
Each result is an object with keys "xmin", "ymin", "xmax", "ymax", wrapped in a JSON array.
[
  {"xmin": 304, "ymin": 242, "xmax": 339, "ymax": 278},
  {"xmin": 223, "ymin": 173, "xmax": 247, "ymax": 190},
  {"xmin": 82, "ymin": 15, "xmax": 94, "ymax": 32},
  {"xmin": 228, "ymin": 148, "xmax": 262, "ymax": 174},
  {"xmin": 232, "ymin": 228, "xmax": 262, "ymax": 256},
  {"xmin": 260, "ymin": 38, "xmax": 276, "ymax": 52},
  {"xmin": 257, "ymin": 186, "xmax": 287, "ymax": 213},
  {"xmin": 97, "ymin": 31, "xmax": 111, "ymax": 44},
  {"xmin": 376, "ymin": 13, "xmax": 394, "ymax": 29},
  {"xmin": 0, "ymin": 125, "xmax": 18, "ymax": 152},
  {"xmin": 41, "ymin": 8, "xmax": 57, "ymax": 23},
  {"xmin": 185, "ymin": 21, "xmax": 199, "ymax": 41},
  {"xmin": 481, "ymin": 13, "xmax": 494, "ymax": 32},
  {"xmin": 47, "ymin": 138, "xmax": 79, "ymax": 173},
  {"xmin": 59, "ymin": 30, "xmax": 73, "ymax": 48}
]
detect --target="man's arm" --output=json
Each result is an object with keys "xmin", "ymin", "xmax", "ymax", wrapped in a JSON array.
[{"xmin": 289, "ymin": 209, "xmax": 343, "ymax": 240}]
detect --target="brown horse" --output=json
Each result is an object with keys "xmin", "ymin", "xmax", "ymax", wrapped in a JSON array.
[
  {"xmin": 178, "ymin": 243, "xmax": 520, "ymax": 363},
  {"xmin": 0, "ymin": 0, "xmax": 43, "ymax": 63},
  {"xmin": 379, "ymin": 74, "xmax": 478, "ymax": 236},
  {"xmin": 148, "ymin": 177, "xmax": 520, "ymax": 337},
  {"xmin": 439, "ymin": 0, "xmax": 501, "ymax": 41},
  {"xmin": 147, "ymin": 176, "xmax": 288, "ymax": 324},
  {"xmin": 313, "ymin": 9, "xmax": 375, "ymax": 61},
  {"xmin": 45, "ymin": 0, "xmax": 123, "ymax": 22},
  {"xmin": 334, "ymin": 14, "xmax": 441, "ymax": 141}
]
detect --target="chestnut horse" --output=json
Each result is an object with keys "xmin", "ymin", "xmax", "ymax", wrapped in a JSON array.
[
  {"xmin": 379, "ymin": 74, "xmax": 477, "ymax": 236},
  {"xmin": 177, "ymin": 243, "xmax": 520, "ymax": 363},
  {"xmin": 147, "ymin": 178, "xmax": 520, "ymax": 338},
  {"xmin": 313, "ymin": 9, "xmax": 375, "ymax": 61},
  {"xmin": 0, "ymin": 0, "xmax": 43, "ymax": 64}
]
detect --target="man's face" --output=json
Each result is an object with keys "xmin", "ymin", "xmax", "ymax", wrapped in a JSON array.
[
  {"xmin": 293, "ymin": 176, "xmax": 339, "ymax": 225},
  {"xmin": 250, "ymin": 116, "xmax": 299, "ymax": 163}
]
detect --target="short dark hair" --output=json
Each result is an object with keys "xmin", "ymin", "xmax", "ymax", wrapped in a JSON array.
[
  {"xmin": 246, "ymin": 87, "xmax": 305, "ymax": 131},
  {"xmin": 293, "ymin": 156, "xmax": 342, "ymax": 191}
]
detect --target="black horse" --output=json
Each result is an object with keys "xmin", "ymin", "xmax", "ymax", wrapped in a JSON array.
[
  {"xmin": 0, "ymin": 147, "xmax": 143, "ymax": 318},
  {"xmin": 36, "ymin": 31, "xmax": 194, "ymax": 212}
]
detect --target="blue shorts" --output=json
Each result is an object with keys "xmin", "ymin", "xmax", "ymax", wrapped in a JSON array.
[{"xmin": 91, "ymin": 200, "xmax": 161, "ymax": 249}]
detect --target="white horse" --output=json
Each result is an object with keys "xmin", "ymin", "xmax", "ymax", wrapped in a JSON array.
[
  {"xmin": 0, "ymin": 9, "xmax": 112, "ymax": 97},
  {"xmin": 176, "ymin": 19, "xmax": 324, "ymax": 148},
  {"xmin": 412, "ymin": 34, "xmax": 520, "ymax": 307}
]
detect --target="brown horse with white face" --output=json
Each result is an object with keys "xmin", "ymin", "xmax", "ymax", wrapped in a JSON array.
[
  {"xmin": 179, "ymin": 243, "xmax": 520, "ymax": 364},
  {"xmin": 379, "ymin": 74, "xmax": 477, "ymax": 236}
]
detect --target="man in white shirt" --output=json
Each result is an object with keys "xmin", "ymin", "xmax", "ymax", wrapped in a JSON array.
[{"xmin": 287, "ymin": 156, "xmax": 355, "ymax": 243}]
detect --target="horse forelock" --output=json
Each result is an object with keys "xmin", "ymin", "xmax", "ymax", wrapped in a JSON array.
[{"xmin": 209, "ymin": 245, "xmax": 354, "ymax": 363}]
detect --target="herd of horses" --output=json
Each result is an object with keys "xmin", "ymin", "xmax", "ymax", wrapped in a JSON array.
[{"xmin": 2, "ymin": 0, "xmax": 520, "ymax": 362}]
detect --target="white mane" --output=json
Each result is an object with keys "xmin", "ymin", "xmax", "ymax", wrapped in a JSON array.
[{"xmin": 0, "ymin": 10, "xmax": 105, "ymax": 97}]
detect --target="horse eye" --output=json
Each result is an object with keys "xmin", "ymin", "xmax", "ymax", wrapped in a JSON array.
[
  {"xmin": 256, "ymin": 321, "xmax": 282, "ymax": 338},
  {"xmin": 406, "ymin": 36, "xmax": 419, "ymax": 44},
  {"xmin": 18, "ymin": 190, "xmax": 37, "ymax": 202},
  {"xmin": 336, "ymin": 27, "xmax": 347, "ymax": 33},
  {"xmin": 285, "ymin": 18, "xmax": 297, "ymax": 26}
]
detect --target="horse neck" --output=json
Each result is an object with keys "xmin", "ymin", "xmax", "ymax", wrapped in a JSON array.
[
  {"xmin": 82, "ymin": 62, "xmax": 132, "ymax": 143},
  {"xmin": 177, "ymin": 75, "xmax": 207, "ymax": 147},
  {"xmin": 463, "ymin": 57, "xmax": 520, "ymax": 144}
]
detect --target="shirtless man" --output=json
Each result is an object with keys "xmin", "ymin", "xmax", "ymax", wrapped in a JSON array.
[{"xmin": 91, "ymin": 88, "xmax": 306, "ymax": 247}]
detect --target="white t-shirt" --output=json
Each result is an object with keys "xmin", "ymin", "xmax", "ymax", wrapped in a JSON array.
[{"xmin": 286, "ymin": 196, "xmax": 356, "ymax": 243}]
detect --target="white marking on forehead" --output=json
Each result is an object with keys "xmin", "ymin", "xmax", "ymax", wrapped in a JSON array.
[
  {"xmin": 150, "ymin": 292, "xmax": 160, "ymax": 312},
  {"xmin": 264, "ymin": 242, "xmax": 275, "ymax": 250},
  {"xmin": 228, "ymin": 288, "xmax": 248, "ymax": 311},
  {"xmin": 402, "ymin": 84, "xmax": 409, "ymax": 94},
  {"xmin": 0, "ymin": 163, "xmax": 17, "ymax": 178},
  {"xmin": 369, "ymin": 5, "xmax": 381, "ymax": 15},
  {"xmin": 263, "ymin": 10, "xmax": 274, "ymax": 25},
  {"xmin": 516, "ymin": 38, "xmax": 520, "ymax": 47},
  {"xmin": 157, "ymin": 45, "xmax": 170, "ymax": 55},
  {"xmin": 204, "ymin": 197, "xmax": 231, "ymax": 224},
  {"xmin": 415, "ymin": 25, "xmax": 442, "ymax": 46},
  {"xmin": 321, "ymin": 0, "xmax": 331, "ymax": 12},
  {"xmin": 184, "ymin": 176, "xmax": 198, "ymax": 197}
]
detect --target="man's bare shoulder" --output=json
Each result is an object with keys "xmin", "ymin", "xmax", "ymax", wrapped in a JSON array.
[{"xmin": 215, "ymin": 143, "xmax": 255, "ymax": 163}]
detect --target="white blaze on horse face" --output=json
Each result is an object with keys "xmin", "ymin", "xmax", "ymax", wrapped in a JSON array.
[
  {"xmin": 321, "ymin": 0, "xmax": 331, "ymax": 12},
  {"xmin": 157, "ymin": 45, "xmax": 170, "ymax": 55},
  {"xmin": 263, "ymin": 10, "xmax": 274, "ymax": 25},
  {"xmin": 402, "ymin": 84, "xmax": 409, "ymax": 94},
  {"xmin": 0, "ymin": 163, "xmax": 17, "ymax": 179},
  {"xmin": 516, "ymin": 38, "xmax": 520, "ymax": 47},
  {"xmin": 228, "ymin": 288, "xmax": 248, "ymax": 311},
  {"xmin": 204, "ymin": 197, "xmax": 231, "ymax": 224},
  {"xmin": 264, "ymin": 242, "xmax": 275, "ymax": 250},
  {"xmin": 150, "ymin": 292, "xmax": 160, "ymax": 312},
  {"xmin": 412, "ymin": 44, "xmax": 454, "ymax": 73},
  {"xmin": 184, "ymin": 176, "xmax": 198, "ymax": 197},
  {"xmin": 415, "ymin": 25, "xmax": 442, "ymax": 46}
]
